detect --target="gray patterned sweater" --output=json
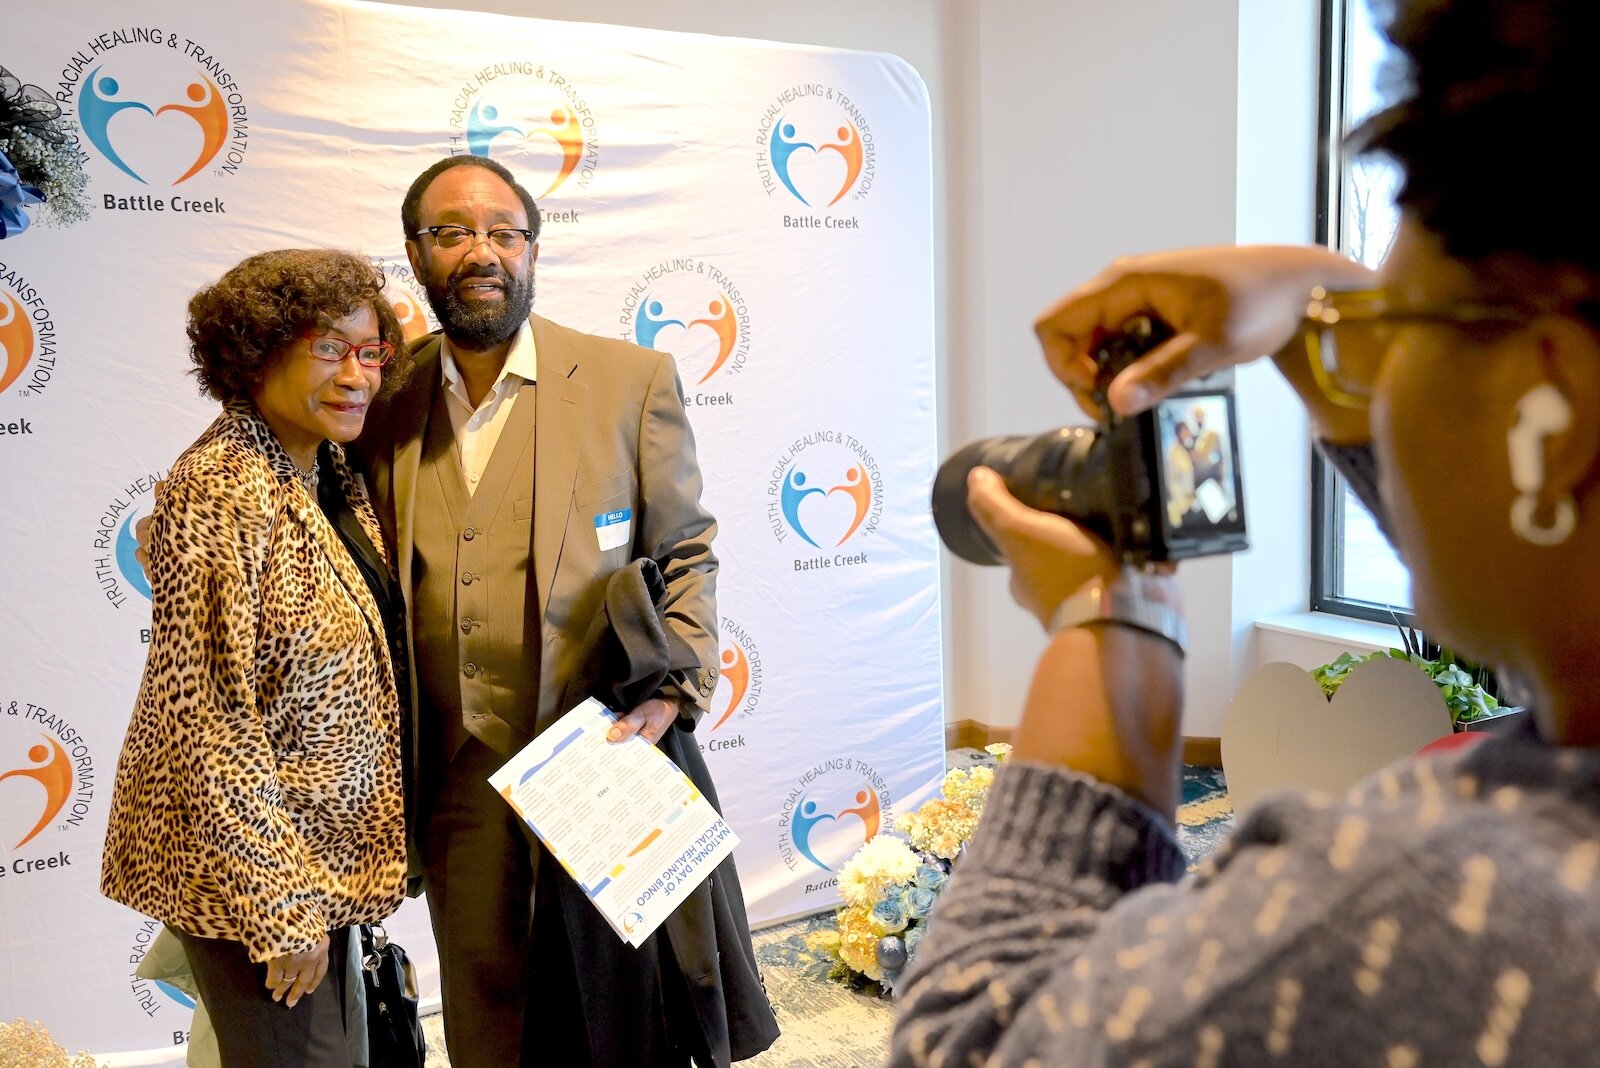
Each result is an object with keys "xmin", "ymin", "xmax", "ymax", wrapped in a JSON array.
[{"xmin": 890, "ymin": 730, "xmax": 1600, "ymax": 1066}]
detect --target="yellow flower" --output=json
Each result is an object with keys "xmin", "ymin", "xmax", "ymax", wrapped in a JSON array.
[
  {"xmin": 835, "ymin": 904, "xmax": 885, "ymax": 980},
  {"xmin": 0, "ymin": 1019, "xmax": 98, "ymax": 1067}
]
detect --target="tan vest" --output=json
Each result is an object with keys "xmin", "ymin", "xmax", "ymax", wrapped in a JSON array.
[{"xmin": 410, "ymin": 380, "xmax": 541, "ymax": 763}]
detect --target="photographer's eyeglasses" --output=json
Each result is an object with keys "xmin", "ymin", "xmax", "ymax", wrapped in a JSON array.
[
  {"xmin": 304, "ymin": 335, "xmax": 395, "ymax": 368},
  {"xmin": 412, "ymin": 225, "xmax": 535, "ymax": 255},
  {"xmin": 1296, "ymin": 286, "xmax": 1527, "ymax": 408}
]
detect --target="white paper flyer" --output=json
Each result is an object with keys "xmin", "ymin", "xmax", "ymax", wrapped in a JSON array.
[{"xmin": 488, "ymin": 697, "xmax": 739, "ymax": 946}]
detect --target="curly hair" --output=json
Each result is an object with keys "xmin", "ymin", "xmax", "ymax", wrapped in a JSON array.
[
  {"xmin": 187, "ymin": 248, "xmax": 411, "ymax": 402},
  {"xmin": 400, "ymin": 154, "xmax": 542, "ymax": 244},
  {"xmin": 1361, "ymin": 0, "xmax": 1600, "ymax": 272}
]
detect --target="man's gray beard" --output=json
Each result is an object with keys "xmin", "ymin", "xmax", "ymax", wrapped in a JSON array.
[{"xmin": 428, "ymin": 271, "xmax": 537, "ymax": 351}]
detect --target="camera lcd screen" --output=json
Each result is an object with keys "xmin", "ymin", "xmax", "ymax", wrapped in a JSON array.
[{"xmin": 1153, "ymin": 392, "xmax": 1246, "ymax": 546}]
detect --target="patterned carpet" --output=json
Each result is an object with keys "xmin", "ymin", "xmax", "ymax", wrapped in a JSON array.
[{"xmin": 421, "ymin": 756, "xmax": 1234, "ymax": 1067}]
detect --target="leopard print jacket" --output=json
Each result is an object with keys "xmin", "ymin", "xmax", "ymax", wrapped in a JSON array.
[{"xmin": 100, "ymin": 401, "xmax": 407, "ymax": 963}]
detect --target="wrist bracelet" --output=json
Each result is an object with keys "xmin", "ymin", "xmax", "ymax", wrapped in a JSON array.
[{"xmin": 1047, "ymin": 572, "xmax": 1187, "ymax": 656}]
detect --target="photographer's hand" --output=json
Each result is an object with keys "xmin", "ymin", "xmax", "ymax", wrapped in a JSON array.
[
  {"xmin": 1035, "ymin": 244, "xmax": 1374, "ymax": 443},
  {"xmin": 965, "ymin": 466, "xmax": 1120, "ymax": 627},
  {"xmin": 968, "ymin": 466, "xmax": 1185, "ymax": 817}
]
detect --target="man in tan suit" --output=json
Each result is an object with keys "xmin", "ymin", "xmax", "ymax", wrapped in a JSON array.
[{"xmin": 358, "ymin": 155, "xmax": 775, "ymax": 1066}]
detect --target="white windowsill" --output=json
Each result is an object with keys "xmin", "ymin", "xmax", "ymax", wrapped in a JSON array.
[{"xmin": 1254, "ymin": 611, "xmax": 1399, "ymax": 655}]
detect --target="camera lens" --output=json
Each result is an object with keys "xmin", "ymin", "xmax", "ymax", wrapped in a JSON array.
[{"xmin": 930, "ymin": 427, "xmax": 1111, "ymax": 565}]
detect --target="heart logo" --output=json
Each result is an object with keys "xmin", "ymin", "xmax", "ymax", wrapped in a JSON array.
[
  {"xmin": 642, "ymin": 321, "xmax": 723, "ymax": 386},
  {"xmin": 783, "ymin": 148, "xmax": 850, "ymax": 209},
  {"xmin": 792, "ymin": 485, "xmax": 865, "ymax": 549},
  {"xmin": 103, "ymin": 106, "xmax": 211, "ymax": 188},
  {"xmin": 1221, "ymin": 658, "xmax": 1452, "ymax": 815}
]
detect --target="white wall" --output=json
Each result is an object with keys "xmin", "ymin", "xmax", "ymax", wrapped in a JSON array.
[
  {"xmin": 378, "ymin": 0, "xmax": 1357, "ymax": 737},
  {"xmin": 952, "ymin": 0, "xmax": 1245, "ymax": 734}
]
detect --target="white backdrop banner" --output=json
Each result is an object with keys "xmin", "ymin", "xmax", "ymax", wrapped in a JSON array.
[{"xmin": 0, "ymin": 1, "xmax": 941, "ymax": 1060}]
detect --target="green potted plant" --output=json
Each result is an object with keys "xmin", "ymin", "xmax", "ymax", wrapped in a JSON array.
[{"xmin": 1312, "ymin": 626, "xmax": 1526, "ymax": 735}]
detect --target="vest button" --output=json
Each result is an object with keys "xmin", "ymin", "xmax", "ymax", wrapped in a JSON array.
[
  {"xmin": 462, "ymin": 663, "xmax": 478, "ymax": 678},
  {"xmin": 461, "ymin": 572, "xmax": 475, "ymax": 585},
  {"xmin": 463, "ymin": 528, "xmax": 476, "ymax": 541},
  {"xmin": 461, "ymin": 617, "xmax": 475, "ymax": 634}
]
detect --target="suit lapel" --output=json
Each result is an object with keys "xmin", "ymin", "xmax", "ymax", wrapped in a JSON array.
[
  {"xmin": 531, "ymin": 315, "xmax": 586, "ymax": 619},
  {"xmin": 390, "ymin": 340, "xmax": 439, "ymax": 613}
]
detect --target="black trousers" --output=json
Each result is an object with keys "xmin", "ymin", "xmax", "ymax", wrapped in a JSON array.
[
  {"xmin": 170, "ymin": 925, "xmax": 350, "ymax": 1068},
  {"xmin": 420, "ymin": 735, "xmax": 691, "ymax": 1067}
]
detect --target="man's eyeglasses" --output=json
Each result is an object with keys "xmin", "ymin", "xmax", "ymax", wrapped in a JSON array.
[
  {"xmin": 304, "ymin": 335, "xmax": 395, "ymax": 368},
  {"xmin": 411, "ymin": 225, "xmax": 535, "ymax": 255},
  {"xmin": 1294, "ymin": 286, "xmax": 1527, "ymax": 407}
]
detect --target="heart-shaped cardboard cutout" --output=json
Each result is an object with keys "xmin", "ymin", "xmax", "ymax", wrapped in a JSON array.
[{"xmin": 1221, "ymin": 658, "xmax": 1452, "ymax": 816}]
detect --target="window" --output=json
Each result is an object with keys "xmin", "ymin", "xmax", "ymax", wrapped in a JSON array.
[{"xmin": 1311, "ymin": 0, "xmax": 1411, "ymax": 622}]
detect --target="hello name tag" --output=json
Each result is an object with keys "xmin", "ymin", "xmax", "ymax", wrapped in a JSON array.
[{"xmin": 594, "ymin": 508, "xmax": 632, "ymax": 551}]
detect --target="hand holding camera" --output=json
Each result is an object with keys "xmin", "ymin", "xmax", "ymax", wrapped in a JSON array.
[
  {"xmin": 933, "ymin": 313, "xmax": 1249, "ymax": 571},
  {"xmin": 1035, "ymin": 245, "xmax": 1375, "ymax": 440}
]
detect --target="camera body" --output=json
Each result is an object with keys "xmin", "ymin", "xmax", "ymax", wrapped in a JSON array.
[{"xmin": 931, "ymin": 316, "xmax": 1249, "ymax": 567}]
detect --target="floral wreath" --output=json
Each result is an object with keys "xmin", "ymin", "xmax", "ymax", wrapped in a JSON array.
[
  {"xmin": 1, "ymin": 65, "xmax": 91, "ymax": 238},
  {"xmin": 811, "ymin": 743, "xmax": 1011, "ymax": 994}
]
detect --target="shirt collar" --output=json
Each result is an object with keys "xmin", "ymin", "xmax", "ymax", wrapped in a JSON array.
[{"xmin": 440, "ymin": 318, "xmax": 538, "ymax": 404}]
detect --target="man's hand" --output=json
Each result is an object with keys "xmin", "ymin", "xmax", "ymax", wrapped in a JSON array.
[
  {"xmin": 607, "ymin": 696, "xmax": 679, "ymax": 746},
  {"xmin": 134, "ymin": 514, "xmax": 154, "ymax": 577},
  {"xmin": 265, "ymin": 934, "xmax": 330, "ymax": 1009},
  {"xmin": 132, "ymin": 477, "xmax": 166, "ymax": 579}
]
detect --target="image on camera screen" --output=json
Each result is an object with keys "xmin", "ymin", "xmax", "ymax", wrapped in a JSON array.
[{"xmin": 1154, "ymin": 393, "xmax": 1242, "ymax": 538}]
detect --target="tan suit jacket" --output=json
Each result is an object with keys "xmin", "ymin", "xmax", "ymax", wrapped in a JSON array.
[{"xmin": 358, "ymin": 314, "xmax": 720, "ymax": 773}]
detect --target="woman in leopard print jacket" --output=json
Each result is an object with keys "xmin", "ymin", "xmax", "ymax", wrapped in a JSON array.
[{"xmin": 101, "ymin": 249, "xmax": 412, "ymax": 1067}]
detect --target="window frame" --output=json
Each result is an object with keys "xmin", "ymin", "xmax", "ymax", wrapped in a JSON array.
[{"xmin": 1308, "ymin": 0, "xmax": 1419, "ymax": 628}]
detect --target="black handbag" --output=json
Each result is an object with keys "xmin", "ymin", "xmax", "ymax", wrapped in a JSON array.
[{"xmin": 359, "ymin": 923, "xmax": 427, "ymax": 1068}]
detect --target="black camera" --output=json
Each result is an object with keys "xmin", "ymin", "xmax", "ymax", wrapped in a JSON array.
[{"xmin": 931, "ymin": 315, "xmax": 1249, "ymax": 566}]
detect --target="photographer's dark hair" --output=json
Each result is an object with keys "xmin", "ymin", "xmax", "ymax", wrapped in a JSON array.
[
  {"xmin": 187, "ymin": 248, "xmax": 409, "ymax": 402},
  {"xmin": 399, "ymin": 154, "xmax": 543, "ymax": 243},
  {"xmin": 1362, "ymin": 0, "xmax": 1600, "ymax": 271}
]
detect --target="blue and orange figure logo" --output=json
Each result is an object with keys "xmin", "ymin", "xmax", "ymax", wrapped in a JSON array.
[
  {"xmin": 0, "ymin": 289, "xmax": 32, "ymax": 396},
  {"xmin": 390, "ymin": 290, "xmax": 432, "ymax": 344},
  {"xmin": 116, "ymin": 505, "xmax": 153, "ymax": 601},
  {"xmin": 708, "ymin": 642, "xmax": 750, "ymax": 732},
  {"xmin": 79, "ymin": 66, "xmax": 228, "ymax": 185},
  {"xmin": 0, "ymin": 736, "xmax": 73, "ymax": 849},
  {"xmin": 635, "ymin": 293, "xmax": 739, "ymax": 385},
  {"xmin": 781, "ymin": 465, "xmax": 873, "ymax": 548},
  {"xmin": 793, "ymin": 785, "xmax": 882, "ymax": 872},
  {"xmin": 467, "ymin": 100, "xmax": 584, "ymax": 199},
  {"xmin": 770, "ymin": 117, "xmax": 865, "ymax": 207}
]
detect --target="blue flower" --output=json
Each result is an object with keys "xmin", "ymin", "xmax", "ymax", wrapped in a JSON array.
[
  {"xmin": 0, "ymin": 148, "xmax": 45, "ymax": 239},
  {"xmin": 913, "ymin": 864, "xmax": 947, "ymax": 891},
  {"xmin": 902, "ymin": 885, "xmax": 938, "ymax": 920},
  {"xmin": 904, "ymin": 923, "xmax": 927, "ymax": 958},
  {"xmin": 869, "ymin": 896, "xmax": 907, "ymax": 935}
]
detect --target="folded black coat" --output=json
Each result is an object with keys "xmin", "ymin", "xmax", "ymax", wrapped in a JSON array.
[{"xmin": 555, "ymin": 558, "xmax": 781, "ymax": 1067}]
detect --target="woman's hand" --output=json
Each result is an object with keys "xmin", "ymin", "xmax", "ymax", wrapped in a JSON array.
[
  {"xmin": 1035, "ymin": 244, "xmax": 1374, "ymax": 442},
  {"xmin": 966, "ymin": 465, "xmax": 1186, "ymax": 816},
  {"xmin": 965, "ymin": 466, "xmax": 1121, "ymax": 628},
  {"xmin": 266, "ymin": 934, "xmax": 330, "ymax": 1009}
]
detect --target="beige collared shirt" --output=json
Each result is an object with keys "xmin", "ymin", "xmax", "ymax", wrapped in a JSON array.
[{"xmin": 440, "ymin": 320, "xmax": 538, "ymax": 495}]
